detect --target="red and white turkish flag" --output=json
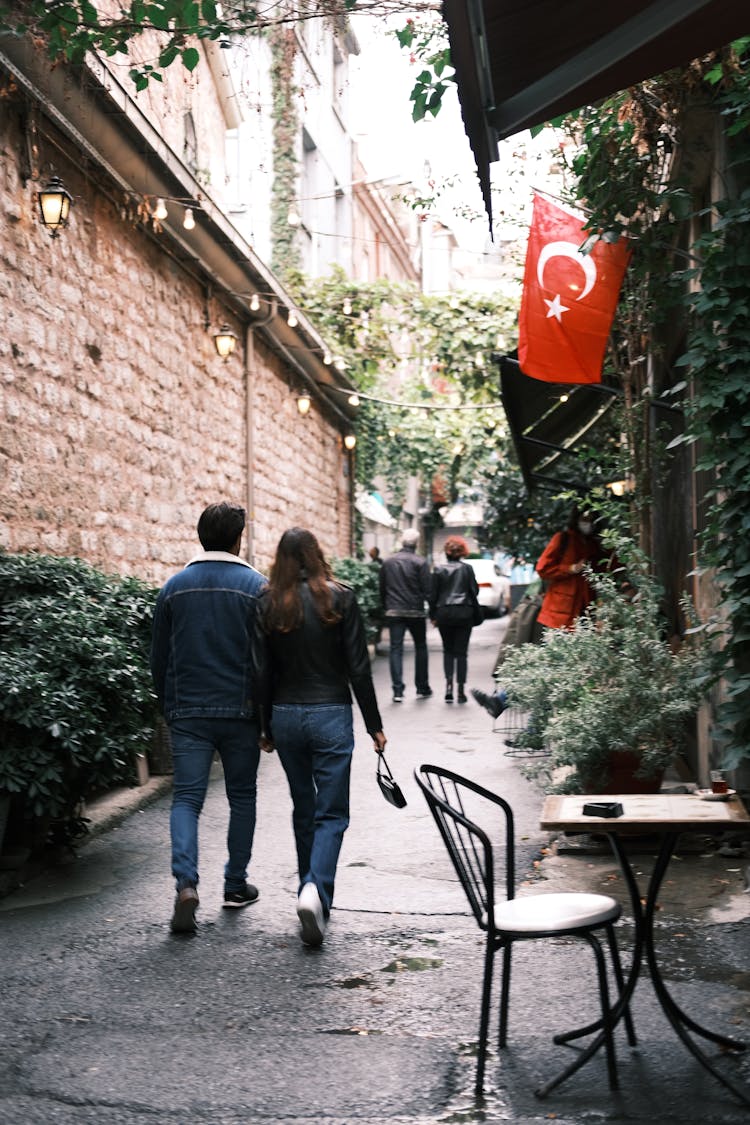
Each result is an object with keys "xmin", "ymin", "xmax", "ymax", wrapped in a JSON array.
[{"xmin": 518, "ymin": 193, "xmax": 630, "ymax": 384}]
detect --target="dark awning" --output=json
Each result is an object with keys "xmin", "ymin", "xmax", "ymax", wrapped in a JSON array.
[
  {"xmin": 499, "ymin": 357, "xmax": 620, "ymax": 493},
  {"xmin": 443, "ymin": 0, "xmax": 748, "ymax": 220}
]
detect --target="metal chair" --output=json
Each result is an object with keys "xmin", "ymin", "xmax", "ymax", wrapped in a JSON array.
[{"xmin": 415, "ymin": 764, "xmax": 635, "ymax": 1097}]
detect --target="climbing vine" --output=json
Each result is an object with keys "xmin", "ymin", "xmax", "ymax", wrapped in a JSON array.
[
  {"xmin": 558, "ymin": 40, "xmax": 750, "ymax": 767},
  {"xmin": 676, "ymin": 43, "xmax": 750, "ymax": 767},
  {"xmin": 288, "ymin": 267, "xmax": 517, "ymax": 515},
  {"xmin": 269, "ymin": 24, "xmax": 301, "ymax": 280}
]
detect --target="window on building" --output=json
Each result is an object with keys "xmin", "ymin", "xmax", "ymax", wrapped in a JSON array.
[{"xmin": 183, "ymin": 111, "xmax": 198, "ymax": 173}]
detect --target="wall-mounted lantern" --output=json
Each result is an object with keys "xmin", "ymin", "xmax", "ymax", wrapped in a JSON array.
[
  {"xmin": 213, "ymin": 324, "xmax": 238, "ymax": 359},
  {"xmin": 343, "ymin": 433, "xmax": 357, "ymax": 451},
  {"xmin": 297, "ymin": 394, "xmax": 312, "ymax": 416},
  {"xmin": 37, "ymin": 176, "xmax": 72, "ymax": 237}
]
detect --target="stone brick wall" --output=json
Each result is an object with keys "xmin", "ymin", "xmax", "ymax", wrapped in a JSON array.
[{"xmin": 0, "ymin": 102, "xmax": 352, "ymax": 586}]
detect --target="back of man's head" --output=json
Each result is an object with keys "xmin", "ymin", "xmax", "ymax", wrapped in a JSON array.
[
  {"xmin": 197, "ymin": 503, "xmax": 246, "ymax": 551},
  {"xmin": 401, "ymin": 528, "xmax": 419, "ymax": 549}
]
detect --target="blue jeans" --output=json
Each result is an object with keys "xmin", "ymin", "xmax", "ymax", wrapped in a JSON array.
[
  {"xmin": 273, "ymin": 703, "xmax": 353, "ymax": 916},
  {"xmin": 387, "ymin": 617, "xmax": 429, "ymax": 694},
  {"xmin": 169, "ymin": 717, "xmax": 260, "ymax": 893}
]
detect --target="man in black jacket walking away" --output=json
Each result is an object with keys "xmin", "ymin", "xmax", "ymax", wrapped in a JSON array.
[{"xmin": 379, "ymin": 529, "xmax": 432, "ymax": 702}]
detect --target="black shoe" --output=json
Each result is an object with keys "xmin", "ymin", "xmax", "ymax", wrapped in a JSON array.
[
  {"xmin": 445, "ymin": 682, "xmax": 454, "ymax": 702},
  {"xmin": 171, "ymin": 886, "xmax": 199, "ymax": 933},
  {"xmin": 457, "ymin": 686, "xmax": 467, "ymax": 704},
  {"xmin": 223, "ymin": 883, "xmax": 260, "ymax": 909},
  {"xmin": 416, "ymin": 687, "xmax": 433, "ymax": 698},
  {"xmin": 392, "ymin": 693, "xmax": 404, "ymax": 703},
  {"xmin": 471, "ymin": 687, "xmax": 505, "ymax": 720}
]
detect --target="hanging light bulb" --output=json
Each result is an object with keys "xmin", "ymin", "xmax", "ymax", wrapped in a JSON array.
[
  {"xmin": 250, "ymin": 293, "xmax": 261, "ymax": 312},
  {"xmin": 348, "ymin": 394, "xmax": 360, "ymax": 407},
  {"xmin": 297, "ymin": 394, "xmax": 311, "ymax": 416},
  {"xmin": 343, "ymin": 433, "xmax": 357, "ymax": 450},
  {"xmin": 154, "ymin": 197, "xmax": 168, "ymax": 220},
  {"xmin": 333, "ymin": 355, "xmax": 346, "ymax": 371},
  {"xmin": 342, "ymin": 297, "xmax": 352, "ymax": 315},
  {"xmin": 287, "ymin": 204, "xmax": 301, "ymax": 227},
  {"xmin": 287, "ymin": 309, "xmax": 298, "ymax": 328},
  {"xmin": 475, "ymin": 351, "xmax": 484, "ymax": 366},
  {"xmin": 183, "ymin": 207, "xmax": 195, "ymax": 230},
  {"xmin": 323, "ymin": 350, "xmax": 332, "ymax": 365}
]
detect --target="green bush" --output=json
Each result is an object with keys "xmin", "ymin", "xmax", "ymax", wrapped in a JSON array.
[
  {"xmin": 331, "ymin": 557, "xmax": 383, "ymax": 645},
  {"xmin": 501, "ymin": 551, "xmax": 710, "ymax": 792},
  {"xmin": 0, "ymin": 551, "xmax": 159, "ymax": 840}
]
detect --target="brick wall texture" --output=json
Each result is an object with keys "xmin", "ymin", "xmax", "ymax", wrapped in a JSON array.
[{"xmin": 0, "ymin": 103, "xmax": 352, "ymax": 585}]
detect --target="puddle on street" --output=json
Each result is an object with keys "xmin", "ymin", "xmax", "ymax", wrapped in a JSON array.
[
  {"xmin": 335, "ymin": 976, "xmax": 375, "ymax": 989},
  {"xmin": 381, "ymin": 956, "xmax": 443, "ymax": 972}
]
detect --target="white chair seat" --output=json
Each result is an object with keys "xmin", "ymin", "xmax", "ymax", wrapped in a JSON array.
[{"xmin": 495, "ymin": 892, "xmax": 620, "ymax": 935}]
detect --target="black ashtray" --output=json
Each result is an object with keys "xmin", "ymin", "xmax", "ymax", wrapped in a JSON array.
[{"xmin": 582, "ymin": 801, "xmax": 624, "ymax": 818}]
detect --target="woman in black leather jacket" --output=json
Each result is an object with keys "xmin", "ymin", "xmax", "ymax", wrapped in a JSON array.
[
  {"xmin": 429, "ymin": 536, "xmax": 481, "ymax": 704},
  {"xmin": 253, "ymin": 527, "xmax": 386, "ymax": 947}
]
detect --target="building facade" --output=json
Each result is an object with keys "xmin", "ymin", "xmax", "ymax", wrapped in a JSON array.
[{"xmin": 0, "ymin": 36, "xmax": 359, "ymax": 584}]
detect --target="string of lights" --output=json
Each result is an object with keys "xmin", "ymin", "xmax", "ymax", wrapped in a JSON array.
[{"xmin": 325, "ymin": 386, "xmax": 506, "ymax": 412}]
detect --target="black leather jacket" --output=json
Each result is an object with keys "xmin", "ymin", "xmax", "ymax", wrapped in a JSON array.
[
  {"xmin": 429, "ymin": 560, "xmax": 480, "ymax": 623},
  {"xmin": 379, "ymin": 546, "xmax": 431, "ymax": 616},
  {"xmin": 252, "ymin": 580, "xmax": 383, "ymax": 739}
]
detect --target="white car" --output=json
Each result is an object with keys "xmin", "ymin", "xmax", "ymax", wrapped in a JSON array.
[{"xmin": 466, "ymin": 558, "xmax": 511, "ymax": 618}]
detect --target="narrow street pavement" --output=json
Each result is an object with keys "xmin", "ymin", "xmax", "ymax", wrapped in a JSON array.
[{"xmin": 0, "ymin": 617, "xmax": 748, "ymax": 1125}]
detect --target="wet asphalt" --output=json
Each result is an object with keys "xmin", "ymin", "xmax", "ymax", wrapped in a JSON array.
[{"xmin": 0, "ymin": 616, "xmax": 748, "ymax": 1124}]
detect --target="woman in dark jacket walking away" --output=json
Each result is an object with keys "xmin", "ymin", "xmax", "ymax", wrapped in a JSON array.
[
  {"xmin": 253, "ymin": 527, "xmax": 386, "ymax": 947},
  {"xmin": 429, "ymin": 536, "xmax": 481, "ymax": 704}
]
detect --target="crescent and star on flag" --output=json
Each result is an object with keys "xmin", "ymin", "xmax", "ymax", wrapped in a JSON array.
[
  {"xmin": 518, "ymin": 193, "xmax": 631, "ymax": 384},
  {"xmin": 538, "ymin": 240, "xmax": 598, "ymax": 322}
]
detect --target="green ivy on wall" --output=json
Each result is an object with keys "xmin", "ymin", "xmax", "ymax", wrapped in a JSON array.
[
  {"xmin": 287, "ymin": 267, "xmax": 518, "ymax": 512},
  {"xmin": 676, "ymin": 43, "xmax": 750, "ymax": 767},
  {"xmin": 269, "ymin": 24, "xmax": 301, "ymax": 279},
  {"xmin": 557, "ymin": 40, "xmax": 750, "ymax": 767}
]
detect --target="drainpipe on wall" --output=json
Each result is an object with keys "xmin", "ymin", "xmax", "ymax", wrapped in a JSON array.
[{"xmin": 244, "ymin": 298, "xmax": 277, "ymax": 568}]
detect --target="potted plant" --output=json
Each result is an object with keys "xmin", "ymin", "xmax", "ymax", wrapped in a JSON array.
[{"xmin": 499, "ymin": 555, "xmax": 710, "ymax": 793}]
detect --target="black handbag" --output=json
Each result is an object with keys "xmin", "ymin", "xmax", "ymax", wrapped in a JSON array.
[{"xmin": 376, "ymin": 752, "xmax": 407, "ymax": 808}]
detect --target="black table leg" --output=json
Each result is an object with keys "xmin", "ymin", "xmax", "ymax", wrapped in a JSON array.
[
  {"xmin": 640, "ymin": 831, "xmax": 749, "ymax": 1106},
  {"xmin": 537, "ymin": 828, "xmax": 749, "ymax": 1105}
]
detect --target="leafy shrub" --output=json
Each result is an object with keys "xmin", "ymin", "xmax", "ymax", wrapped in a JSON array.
[
  {"xmin": 500, "ymin": 552, "xmax": 710, "ymax": 791},
  {"xmin": 331, "ymin": 557, "xmax": 383, "ymax": 645},
  {"xmin": 0, "ymin": 551, "xmax": 159, "ymax": 840}
]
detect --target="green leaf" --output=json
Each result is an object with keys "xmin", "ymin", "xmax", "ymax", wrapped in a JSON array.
[{"xmin": 181, "ymin": 46, "xmax": 200, "ymax": 71}]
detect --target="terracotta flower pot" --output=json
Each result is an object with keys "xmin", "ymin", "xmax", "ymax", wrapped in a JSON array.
[{"xmin": 583, "ymin": 750, "xmax": 665, "ymax": 794}]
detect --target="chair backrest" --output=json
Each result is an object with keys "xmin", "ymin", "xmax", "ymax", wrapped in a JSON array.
[{"xmin": 415, "ymin": 764, "xmax": 516, "ymax": 931}]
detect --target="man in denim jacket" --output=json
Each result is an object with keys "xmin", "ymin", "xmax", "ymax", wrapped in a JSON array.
[{"xmin": 151, "ymin": 503, "xmax": 267, "ymax": 933}]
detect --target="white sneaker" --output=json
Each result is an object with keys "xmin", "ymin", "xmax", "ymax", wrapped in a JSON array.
[{"xmin": 297, "ymin": 882, "xmax": 326, "ymax": 947}]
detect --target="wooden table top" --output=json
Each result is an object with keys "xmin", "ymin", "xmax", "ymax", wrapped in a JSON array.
[{"xmin": 541, "ymin": 792, "xmax": 750, "ymax": 835}]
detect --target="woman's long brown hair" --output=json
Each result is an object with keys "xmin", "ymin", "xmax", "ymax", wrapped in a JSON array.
[{"xmin": 264, "ymin": 527, "xmax": 343, "ymax": 633}]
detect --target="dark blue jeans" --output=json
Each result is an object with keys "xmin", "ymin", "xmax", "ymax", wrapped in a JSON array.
[
  {"xmin": 169, "ymin": 717, "xmax": 260, "ymax": 893},
  {"xmin": 273, "ymin": 703, "xmax": 353, "ymax": 916},
  {"xmin": 387, "ymin": 617, "xmax": 429, "ymax": 695}
]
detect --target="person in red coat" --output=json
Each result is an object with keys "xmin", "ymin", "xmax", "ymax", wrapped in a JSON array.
[{"xmin": 536, "ymin": 506, "xmax": 614, "ymax": 630}]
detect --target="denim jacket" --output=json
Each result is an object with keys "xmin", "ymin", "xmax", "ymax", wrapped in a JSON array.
[{"xmin": 150, "ymin": 552, "xmax": 267, "ymax": 722}]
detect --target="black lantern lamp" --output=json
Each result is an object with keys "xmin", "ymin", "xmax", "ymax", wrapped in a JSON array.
[
  {"xmin": 213, "ymin": 324, "xmax": 238, "ymax": 359},
  {"xmin": 37, "ymin": 176, "xmax": 72, "ymax": 237}
]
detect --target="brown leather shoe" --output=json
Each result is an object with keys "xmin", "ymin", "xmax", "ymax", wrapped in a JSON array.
[{"xmin": 171, "ymin": 886, "xmax": 199, "ymax": 934}]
